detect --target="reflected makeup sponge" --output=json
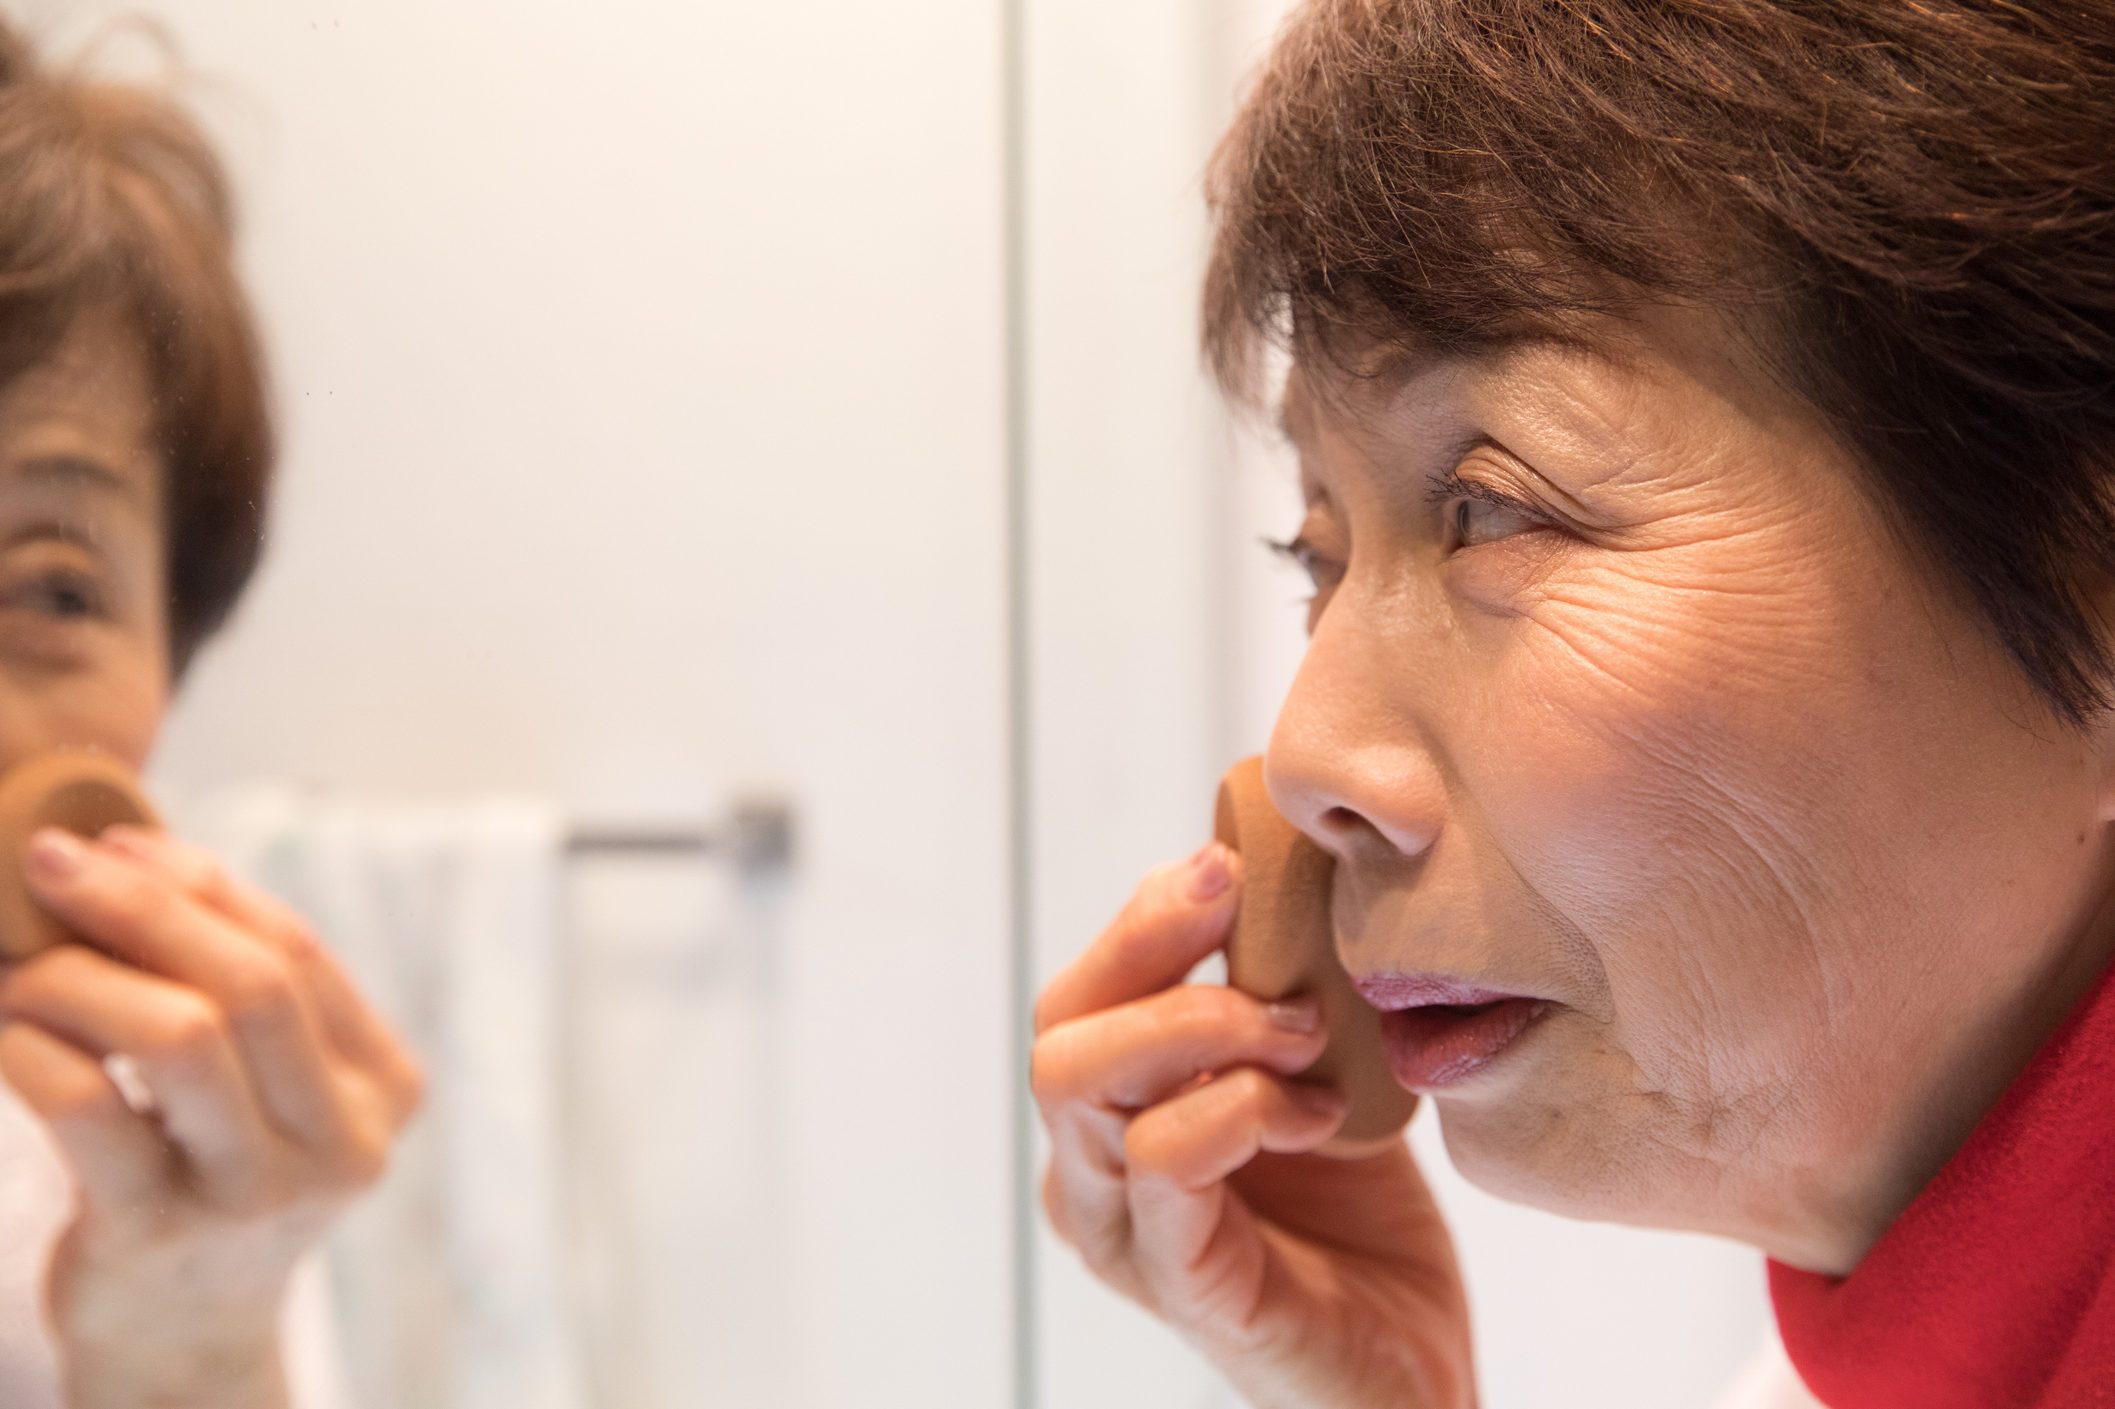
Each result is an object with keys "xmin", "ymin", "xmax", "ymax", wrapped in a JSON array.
[
  {"xmin": 0, "ymin": 750, "xmax": 159, "ymax": 960},
  {"xmin": 1214, "ymin": 756, "xmax": 1418, "ymax": 1153}
]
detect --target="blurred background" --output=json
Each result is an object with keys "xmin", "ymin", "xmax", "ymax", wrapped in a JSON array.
[{"xmin": 10, "ymin": 1, "xmax": 1772, "ymax": 1405}]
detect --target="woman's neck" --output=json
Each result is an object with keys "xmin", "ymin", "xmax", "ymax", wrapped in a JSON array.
[{"xmin": 1797, "ymin": 850, "xmax": 2115, "ymax": 1276}]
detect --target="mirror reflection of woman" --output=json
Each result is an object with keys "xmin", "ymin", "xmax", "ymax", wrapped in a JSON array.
[
  {"xmin": 1034, "ymin": 2, "xmax": 2115, "ymax": 1405},
  {"xmin": 0, "ymin": 24, "xmax": 421, "ymax": 1409}
]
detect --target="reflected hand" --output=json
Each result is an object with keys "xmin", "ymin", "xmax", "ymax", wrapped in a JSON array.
[
  {"xmin": 1032, "ymin": 843, "xmax": 1475, "ymax": 1409},
  {"xmin": 0, "ymin": 825, "xmax": 424, "ymax": 1409}
]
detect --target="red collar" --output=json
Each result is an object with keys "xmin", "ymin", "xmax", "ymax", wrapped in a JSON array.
[{"xmin": 1769, "ymin": 960, "xmax": 2115, "ymax": 1407}]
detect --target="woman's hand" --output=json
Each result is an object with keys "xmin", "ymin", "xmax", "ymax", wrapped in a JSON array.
[
  {"xmin": 0, "ymin": 824, "xmax": 424, "ymax": 1409},
  {"xmin": 1033, "ymin": 842, "xmax": 1475, "ymax": 1409}
]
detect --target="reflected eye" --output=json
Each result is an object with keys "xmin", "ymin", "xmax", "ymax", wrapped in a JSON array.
[
  {"xmin": 5, "ymin": 572, "xmax": 103, "ymax": 621},
  {"xmin": 0, "ymin": 557, "xmax": 112, "ymax": 668}
]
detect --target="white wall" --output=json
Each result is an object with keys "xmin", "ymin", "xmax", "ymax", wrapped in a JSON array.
[
  {"xmin": 14, "ymin": 2, "xmax": 1018, "ymax": 1406},
  {"xmin": 1023, "ymin": 4, "xmax": 1774, "ymax": 1408}
]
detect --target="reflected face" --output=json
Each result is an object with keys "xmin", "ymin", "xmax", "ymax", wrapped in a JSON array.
[
  {"xmin": 1265, "ymin": 304, "xmax": 2115, "ymax": 1272},
  {"xmin": 0, "ymin": 310, "xmax": 169, "ymax": 776}
]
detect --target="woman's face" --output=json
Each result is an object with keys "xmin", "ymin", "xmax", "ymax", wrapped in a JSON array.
[
  {"xmin": 1267, "ymin": 302, "xmax": 2115, "ymax": 1273},
  {"xmin": 0, "ymin": 309, "xmax": 168, "ymax": 777}
]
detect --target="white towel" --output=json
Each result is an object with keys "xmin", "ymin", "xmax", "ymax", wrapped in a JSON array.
[{"xmin": 194, "ymin": 786, "xmax": 586, "ymax": 1409}]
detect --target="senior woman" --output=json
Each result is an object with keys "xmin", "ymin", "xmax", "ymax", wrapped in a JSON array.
[
  {"xmin": 0, "ymin": 22, "xmax": 421, "ymax": 1409},
  {"xmin": 1031, "ymin": 2, "xmax": 2115, "ymax": 1406}
]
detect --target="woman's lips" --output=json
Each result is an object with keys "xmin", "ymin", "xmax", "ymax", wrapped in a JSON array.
[{"xmin": 1356, "ymin": 974, "xmax": 1551, "ymax": 1091}]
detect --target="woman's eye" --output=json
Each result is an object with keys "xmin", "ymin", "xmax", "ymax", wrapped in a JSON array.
[
  {"xmin": 1429, "ymin": 465, "xmax": 1548, "ymax": 541},
  {"xmin": 1265, "ymin": 534, "xmax": 1343, "ymax": 595},
  {"xmin": 1452, "ymin": 495, "xmax": 1544, "ymax": 548},
  {"xmin": 8, "ymin": 574, "xmax": 102, "ymax": 620}
]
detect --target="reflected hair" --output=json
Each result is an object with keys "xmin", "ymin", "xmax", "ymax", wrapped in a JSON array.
[
  {"xmin": 0, "ymin": 16, "xmax": 271, "ymax": 677},
  {"xmin": 1205, "ymin": 0, "xmax": 2115, "ymax": 723}
]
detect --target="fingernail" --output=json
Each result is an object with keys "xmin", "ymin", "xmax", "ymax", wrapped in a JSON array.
[
  {"xmin": 1290, "ymin": 1081, "xmax": 1348, "ymax": 1115},
  {"xmin": 1267, "ymin": 997, "xmax": 1322, "ymax": 1034},
  {"xmin": 24, "ymin": 829, "xmax": 86, "ymax": 882},
  {"xmin": 97, "ymin": 825, "xmax": 159, "ymax": 860},
  {"xmin": 1186, "ymin": 842, "xmax": 1233, "ymax": 902}
]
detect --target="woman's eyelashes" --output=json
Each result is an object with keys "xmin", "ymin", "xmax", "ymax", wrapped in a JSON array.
[
  {"xmin": 1266, "ymin": 477, "xmax": 1552, "ymax": 586},
  {"xmin": 1426, "ymin": 470, "xmax": 1551, "ymax": 551},
  {"xmin": 9, "ymin": 570, "xmax": 104, "ymax": 620},
  {"xmin": 1265, "ymin": 532, "xmax": 1343, "ymax": 601},
  {"xmin": 0, "ymin": 539, "xmax": 112, "ymax": 628}
]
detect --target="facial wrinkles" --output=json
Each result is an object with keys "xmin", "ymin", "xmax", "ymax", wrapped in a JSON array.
[
  {"xmin": 1494, "ymin": 454, "xmax": 1899, "ymax": 1148},
  {"xmin": 1575, "ymin": 628, "xmax": 1970, "ymax": 1209},
  {"xmin": 1281, "ymin": 292, "xmax": 2115, "ymax": 1268},
  {"xmin": 1317, "ymin": 341, "xmax": 1905, "ymax": 1172},
  {"xmin": 1604, "ymin": 743, "xmax": 1841, "ymax": 1100},
  {"xmin": 1529, "ymin": 695, "xmax": 1843, "ymax": 1108},
  {"xmin": 1467, "ymin": 332, "xmax": 1853, "ymax": 552},
  {"xmin": 1470, "ymin": 346, "xmax": 1664, "ymax": 503}
]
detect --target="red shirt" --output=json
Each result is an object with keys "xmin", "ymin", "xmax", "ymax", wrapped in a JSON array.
[{"xmin": 1769, "ymin": 961, "xmax": 2115, "ymax": 1406}]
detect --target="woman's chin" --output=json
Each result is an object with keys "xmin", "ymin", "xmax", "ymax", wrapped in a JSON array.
[
  {"xmin": 1428, "ymin": 1089, "xmax": 1567, "ymax": 1201},
  {"xmin": 1422, "ymin": 1028, "xmax": 1709, "ymax": 1228}
]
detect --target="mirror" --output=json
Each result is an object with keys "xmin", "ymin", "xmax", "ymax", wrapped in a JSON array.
[{"xmin": 0, "ymin": 2, "xmax": 1012, "ymax": 1406}]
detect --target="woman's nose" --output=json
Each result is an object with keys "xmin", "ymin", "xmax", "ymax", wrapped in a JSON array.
[{"xmin": 1264, "ymin": 616, "xmax": 1446, "ymax": 863}]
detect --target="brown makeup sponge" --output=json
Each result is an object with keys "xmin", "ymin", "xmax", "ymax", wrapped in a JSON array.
[
  {"xmin": 0, "ymin": 750, "xmax": 159, "ymax": 961},
  {"xmin": 1214, "ymin": 755, "xmax": 1418, "ymax": 1153}
]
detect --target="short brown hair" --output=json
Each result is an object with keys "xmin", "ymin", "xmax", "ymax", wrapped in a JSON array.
[
  {"xmin": 1206, "ymin": 0, "xmax": 2115, "ymax": 723},
  {"xmin": 0, "ymin": 18, "xmax": 271, "ymax": 678}
]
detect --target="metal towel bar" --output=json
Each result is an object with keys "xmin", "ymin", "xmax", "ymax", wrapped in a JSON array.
[{"xmin": 563, "ymin": 797, "xmax": 794, "ymax": 872}]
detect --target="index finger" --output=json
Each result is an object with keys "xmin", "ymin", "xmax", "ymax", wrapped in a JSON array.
[
  {"xmin": 1034, "ymin": 842, "xmax": 1241, "ymax": 1035},
  {"xmin": 99, "ymin": 828, "xmax": 376, "ymax": 1044},
  {"xmin": 98, "ymin": 827, "xmax": 423, "ymax": 1104}
]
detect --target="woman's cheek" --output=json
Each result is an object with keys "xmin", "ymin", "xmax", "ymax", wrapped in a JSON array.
[
  {"xmin": 0, "ymin": 638, "xmax": 166, "ymax": 772},
  {"xmin": 1465, "ymin": 566, "xmax": 1853, "ymax": 1060},
  {"xmin": 1472, "ymin": 729, "xmax": 1843, "ymax": 1173}
]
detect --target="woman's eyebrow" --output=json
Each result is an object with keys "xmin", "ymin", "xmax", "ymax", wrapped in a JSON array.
[{"xmin": 4, "ymin": 453, "xmax": 145, "ymax": 504}]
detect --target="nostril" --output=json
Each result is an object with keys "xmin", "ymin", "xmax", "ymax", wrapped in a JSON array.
[{"xmin": 1318, "ymin": 804, "xmax": 1366, "ymax": 840}]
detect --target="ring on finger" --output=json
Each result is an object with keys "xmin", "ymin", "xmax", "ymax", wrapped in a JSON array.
[{"xmin": 100, "ymin": 1052, "xmax": 160, "ymax": 1118}]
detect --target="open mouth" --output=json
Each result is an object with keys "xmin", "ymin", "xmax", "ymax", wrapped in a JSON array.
[{"xmin": 1355, "ymin": 975, "xmax": 1551, "ymax": 1092}]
